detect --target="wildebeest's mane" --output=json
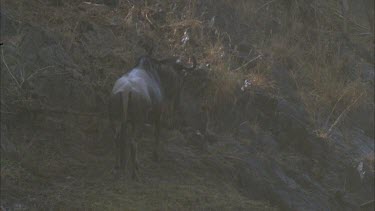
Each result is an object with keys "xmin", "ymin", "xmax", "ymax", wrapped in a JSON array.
[{"xmin": 134, "ymin": 56, "xmax": 162, "ymax": 84}]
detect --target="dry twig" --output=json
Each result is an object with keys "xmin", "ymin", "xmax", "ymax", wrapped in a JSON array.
[
  {"xmin": 327, "ymin": 93, "xmax": 364, "ymax": 136},
  {"xmin": 232, "ymin": 54, "xmax": 262, "ymax": 71}
]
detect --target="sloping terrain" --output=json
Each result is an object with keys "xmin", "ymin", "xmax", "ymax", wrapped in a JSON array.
[{"xmin": 1, "ymin": 0, "xmax": 374, "ymax": 210}]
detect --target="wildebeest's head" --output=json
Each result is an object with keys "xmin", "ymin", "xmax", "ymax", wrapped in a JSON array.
[
  {"xmin": 155, "ymin": 56, "xmax": 196, "ymax": 100},
  {"xmin": 134, "ymin": 55, "xmax": 196, "ymax": 114},
  {"xmin": 135, "ymin": 55, "xmax": 196, "ymax": 76},
  {"xmin": 134, "ymin": 55, "xmax": 196, "ymax": 86}
]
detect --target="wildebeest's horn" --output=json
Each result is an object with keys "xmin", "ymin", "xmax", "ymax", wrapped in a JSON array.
[
  {"xmin": 157, "ymin": 56, "xmax": 197, "ymax": 71},
  {"xmin": 157, "ymin": 57, "xmax": 178, "ymax": 64},
  {"xmin": 183, "ymin": 56, "xmax": 196, "ymax": 71}
]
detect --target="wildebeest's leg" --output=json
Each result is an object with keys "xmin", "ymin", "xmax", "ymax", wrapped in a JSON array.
[
  {"xmin": 119, "ymin": 121, "xmax": 128, "ymax": 171},
  {"xmin": 130, "ymin": 126, "xmax": 141, "ymax": 180},
  {"xmin": 109, "ymin": 98, "xmax": 122, "ymax": 172},
  {"xmin": 114, "ymin": 129, "xmax": 121, "ymax": 170},
  {"xmin": 153, "ymin": 110, "xmax": 161, "ymax": 161},
  {"xmin": 109, "ymin": 115, "xmax": 120, "ymax": 171},
  {"xmin": 119, "ymin": 90, "xmax": 131, "ymax": 176}
]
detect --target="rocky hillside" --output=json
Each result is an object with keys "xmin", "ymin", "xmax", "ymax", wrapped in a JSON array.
[{"xmin": 1, "ymin": 0, "xmax": 374, "ymax": 210}]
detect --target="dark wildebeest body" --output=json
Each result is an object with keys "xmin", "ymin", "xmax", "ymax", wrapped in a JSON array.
[{"xmin": 109, "ymin": 56, "xmax": 195, "ymax": 179}]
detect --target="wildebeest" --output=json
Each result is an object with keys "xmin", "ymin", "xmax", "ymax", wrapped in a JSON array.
[{"xmin": 108, "ymin": 55, "xmax": 196, "ymax": 179}]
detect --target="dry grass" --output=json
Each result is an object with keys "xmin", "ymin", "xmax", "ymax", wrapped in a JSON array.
[{"xmin": 251, "ymin": 0, "xmax": 374, "ymax": 137}]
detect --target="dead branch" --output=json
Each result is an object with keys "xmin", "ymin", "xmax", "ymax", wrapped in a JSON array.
[
  {"xmin": 232, "ymin": 54, "xmax": 262, "ymax": 71},
  {"xmin": 327, "ymin": 93, "xmax": 364, "ymax": 136}
]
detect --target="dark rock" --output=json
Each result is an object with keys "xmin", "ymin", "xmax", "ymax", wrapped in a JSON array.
[
  {"xmin": 325, "ymin": 128, "xmax": 374, "ymax": 208},
  {"xmin": 235, "ymin": 153, "xmax": 332, "ymax": 211},
  {"xmin": 273, "ymin": 98, "xmax": 314, "ymax": 155},
  {"xmin": 275, "ymin": 98, "xmax": 310, "ymax": 125}
]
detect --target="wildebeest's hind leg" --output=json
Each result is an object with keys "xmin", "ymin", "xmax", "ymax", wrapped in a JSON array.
[
  {"xmin": 119, "ymin": 122, "xmax": 125, "ymax": 170},
  {"xmin": 120, "ymin": 121, "xmax": 132, "ymax": 176},
  {"xmin": 153, "ymin": 110, "xmax": 161, "ymax": 162},
  {"xmin": 118, "ymin": 90, "xmax": 132, "ymax": 178},
  {"xmin": 130, "ymin": 126, "xmax": 141, "ymax": 180},
  {"xmin": 114, "ymin": 128, "xmax": 121, "ymax": 171},
  {"xmin": 109, "ymin": 114, "xmax": 121, "ymax": 173}
]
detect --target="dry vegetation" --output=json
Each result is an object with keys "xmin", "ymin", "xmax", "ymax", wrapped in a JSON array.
[{"xmin": 1, "ymin": 0, "xmax": 374, "ymax": 210}]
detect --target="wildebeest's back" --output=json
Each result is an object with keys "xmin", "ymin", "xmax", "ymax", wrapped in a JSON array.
[{"xmin": 109, "ymin": 68, "xmax": 161, "ymax": 124}]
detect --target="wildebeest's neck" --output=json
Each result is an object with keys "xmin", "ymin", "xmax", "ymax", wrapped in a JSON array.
[
  {"xmin": 132, "ymin": 56, "xmax": 182, "ymax": 102},
  {"xmin": 135, "ymin": 57, "xmax": 161, "ymax": 86}
]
